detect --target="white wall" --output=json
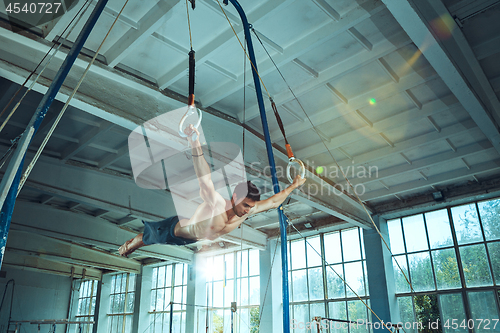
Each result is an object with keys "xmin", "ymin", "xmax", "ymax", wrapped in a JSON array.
[{"xmin": 0, "ymin": 267, "xmax": 72, "ymax": 333}]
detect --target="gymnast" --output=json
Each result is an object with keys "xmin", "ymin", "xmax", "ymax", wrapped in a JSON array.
[{"xmin": 119, "ymin": 125, "xmax": 305, "ymax": 256}]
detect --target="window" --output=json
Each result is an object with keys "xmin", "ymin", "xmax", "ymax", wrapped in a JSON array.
[
  {"xmin": 388, "ymin": 198, "xmax": 500, "ymax": 333},
  {"xmin": 205, "ymin": 249, "xmax": 260, "ymax": 333},
  {"xmin": 289, "ymin": 229, "xmax": 370, "ymax": 333},
  {"xmin": 75, "ymin": 280, "xmax": 98, "ymax": 333},
  {"xmin": 108, "ymin": 273, "xmax": 136, "ymax": 333},
  {"xmin": 149, "ymin": 263, "xmax": 188, "ymax": 333}
]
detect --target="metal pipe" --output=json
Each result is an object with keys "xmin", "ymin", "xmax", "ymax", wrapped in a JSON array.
[
  {"xmin": 0, "ymin": 0, "xmax": 109, "ymax": 269},
  {"xmin": 169, "ymin": 301, "xmax": 174, "ymax": 333},
  {"xmin": 227, "ymin": 1, "xmax": 291, "ymax": 332}
]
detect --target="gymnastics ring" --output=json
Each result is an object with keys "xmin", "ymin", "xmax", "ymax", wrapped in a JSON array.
[
  {"xmin": 178, "ymin": 105, "xmax": 202, "ymax": 141},
  {"xmin": 286, "ymin": 157, "xmax": 305, "ymax": 184}
]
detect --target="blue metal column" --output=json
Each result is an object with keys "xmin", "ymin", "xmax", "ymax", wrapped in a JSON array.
[
  {"xmin": 227, "ymin": 1, "xmax": 291, "ymax": 332},
  {"xmin": 0, "ymin": 0, "xmax": 109, "ymax": 268}
]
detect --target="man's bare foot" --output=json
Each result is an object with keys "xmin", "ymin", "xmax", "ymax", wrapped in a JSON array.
[{"xmin": 119, "ymin": 234, "xmax": 144, "ymax": 257}]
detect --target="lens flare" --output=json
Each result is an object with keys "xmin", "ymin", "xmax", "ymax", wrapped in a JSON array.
[
  {"xmin": 431, "ymin": 14, "xmax": 455, "ymax": 40},
  {"xmin": 369, "ymin": 98, "xmax": 376, "ymax": 105},
  {"xmin": 316, "ymin": 166, "xmax": 324, "ymax": 174}
]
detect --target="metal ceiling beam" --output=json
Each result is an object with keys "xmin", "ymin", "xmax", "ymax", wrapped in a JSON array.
[
  {"xmin": 238, "ymin": 30, "xmax": 412, "ymax": 122},
  {"xmin": 104, "ymin": 0, "xmax": 178, "ymax": 67},
  {"xmin": 156, "ymin": 0, "xmax": 292, "ymax": 89},
  {"xmin": 5, "ymin": 146, "xmax": 192, "ymax": 221},
  {"xmin": 6, "ymin": 229, "xmax": 141, "ymax": 273},
  {"xmin": 11, "ymin": 201, "xmax": 194, "ymax": 263},
  {"xmin": 338, "ymin": 141, "xmax": 495, "ymax": 188},
  {"xmin": 201, "ymin": 0, "xmax": 386, "ymax": 108},
  {"xmin": 361, "ymin": 159, "xmax": 500, "ymax": 201},
  {"xmin": 218, "ymin": 224, "xmax": 267, "ymax": 250},
  {"xmin": 294, "ymin": 98, "xmax": 461, "ymax": 159},
  {"xmin": 98, "ymin": 142, "xmax": 129, "ymax": 169},
  {"xmin": 271, "ymin": 70, "xmax": 440, "ymax": 144},
  {"xmin": 60, "ymin": 122, "xmax": 114, "ymax": 161},
  {"xmin": 322, "ymin": 120, "xmax": 481, "ymax": 179},
  {"xmin": 3, "ymin": 251, "xmax": 102, "ymax": 280},
  {"xmin": 381, "ymin": 0, "xmax": 500, "ymax": 155}
]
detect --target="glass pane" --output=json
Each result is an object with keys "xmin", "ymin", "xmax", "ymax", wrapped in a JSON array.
[
  {"xmin": 310, "ymin": 302, "xmax": 325, "ymax": 318},
  {"xmin": 306, "ymin": 236, "xmax": 322, "ymax": 267},
  {"xmin": 393, "ymin": 255, "xmax": 411, "ymax": 293},
  {"xmin": 126, "ymin": 292, "xmax": 134, "ymax": 312},
  {"xmin": 213, "ymin": 281, "xmax": 223, "ymax": 307},
  {"xmin": 128, "ymin": 274, "xmax": 136, "ymax": 292},
  {"xmin": 478, "ymin": 198, "xmax": 500, "ymax": 240},
  {"xmin": 150, "ymin": 289, "xmax": 156, "ymax": 312},
  {"xmin": 224, "ymin": 310, "xmax": 230, "ymax": 333},
  {"xmin": 488, "ymin": 242, "xmax": 500, "ymax": 284},
  {"xmin": 326, "ymin": 264, "xmax": 344, "ymax": 299},
  {"xmin": 397, "ymin": 297, "xmax": 415, "ymax": 333},
  {"xmin": 451, "ymin": 204, "xmax": 483, "ymax": 244},
  {"xmin": 156, "ymin": 288, "xmax": 164, "ymax": 311},
  {"xmin": 414, "ymin": 295, "xmax": 440, "ymax": 332},
  {"xmin": 212, "ymin": 310, "xmax": 223, "ymax": 333},
  {"xmin": 363, "ymin": 261, "xmax": 369, "ymax": 296},
  {"xmin": 328, "ymin": 301, "xmax": 347, "ymax": 333},
  {"xmin": 387, "ymin": 219, "xmax": 405, "ymax": 254},
  {"xmin": 292, "ymin": 304, "xmax": 309, "ymax": 333},
  {"xmin": 431, "ymin": 248, "xmax": 461, "ymax": 289},
  {"xmin": 174, "ymin": 286, "xmax": 183, "ymax": 310},
  {"xmin": 344, "ymin": 262, "xmax": 364, "ymax": 297},
  {"xmin": 360, "ymin": 230, "xmax": 365, "ymax": 259},
  {"xmin": 157, "ymin": 266, "xmax": 165, "ymax": 288},
  {"xmin": 174, "ymin": 263, "xmax": 184, "ymax": 285},
  {"xmin": 408, "ymin": 252, "xmax": 435, "ymax": 291},
  {"xmin": 402, "ymin": 215, "xmax": 428, "ymax": 252},
  {"xmin": 250, "ymin": 307, "xmax": 259, "ymax": 333},
  {"xmin": 291, "ymin": 239, "xmax": 306, "ymax": 270},
  {"xmin": 324, "ymin": 232, "xmax": 342, "ymax": 264},
  {"xmin": 225, "ymin": 253, "xmax": 234, "ymax": 280},
  {"xmin": 241, "ymin": 250, "xmax": 249, "ymax": 277},
  {"xmin": 341, "ymin": 228, "xmax": 361, "ymax": 262},
  {"xmin": 425, "ymin": 209, "xmax": 454, "ymax": 248},
  {"xmin": 111, "ymin": 275, "xmax": 116, "ymax": 293},
  {"xmin": 213, "ymin": 256, "xmax": 224, "ymax": 281},
  {"xmin": 183, "ymin": 264, "xmax": 188, "ymax": 284},
  {"xmin": 249, "ymin": 249, "xmax": 259, "ymax": 276},
  {"xmin": 467, "ymin": 291, "xmax": 500, "ymax": 333},
  {"xmin": 308, "ymin": 267, "xmax": 324, "ymax": 300},
  {"xmin": 239, "ymin": 277, "xmax": 248, "ymax": 306},
  {"xmin": 439, "ymin": 293, "xmax": 467, "ymax": 333},
  {"xmin": 459, "ymin": 244, "xmax": 493, "ymax": 287},
  {"xmin": 249, "ymin": 276, "xmax": 259, "ymax": 305},
  {"xmin": 292, "ymin": 269, "xmax": 308, "ymax": 302},
  {"xmin": 239, "ymin": 308, "xmax": 249, "ymax": 333},
  {"xmin": 348, "ymin": 300, "xmax": 369, "ymax": 333},
  {"xmin": 165, "ymin": 265, "xmax": 172, "ymax": 287},
  {"xmin": 124, "ymin": 315, "xmax": 132, "ymax": 333},
  {"xmin": 224, "ymin": 280, "xmax": 233, "ymax": 307}
]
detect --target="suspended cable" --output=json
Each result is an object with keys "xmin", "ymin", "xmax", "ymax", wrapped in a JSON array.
[
  {"xmin": 251, "ymin": 28, "xmax": 414, "ymax": 294},
  {"xmin": 185, "ymin": 0, "xmax": 193, "ymax": 51},
  {"xmin": 0, "ymin": 0, "xmax": 93, "ymax": 133},
  {"xmin": 214, "ymin": 0, "xmax": 271, "ymax": 99},
  {"xmin": 17, "ymin": 0, "xmax": 131, "ymax": 195}
]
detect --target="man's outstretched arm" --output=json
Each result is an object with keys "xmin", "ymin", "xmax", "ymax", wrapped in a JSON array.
[
  {"xmin": 185, "ymin": 125, "xmax": 218, "ymax": 206},
  {"xmin": 252, "ymin": 175, "xmax": 306, "ymax": 214}
]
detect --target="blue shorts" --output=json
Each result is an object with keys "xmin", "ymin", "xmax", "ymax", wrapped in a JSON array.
[{"xmin": 142, "ymin": 216, "xmax": 196, "ymax": 246}]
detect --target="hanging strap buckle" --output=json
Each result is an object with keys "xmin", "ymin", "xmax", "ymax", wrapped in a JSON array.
[{"xmin": 285, "ymin": 143, "xmax": 305, "ymax": 183}]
